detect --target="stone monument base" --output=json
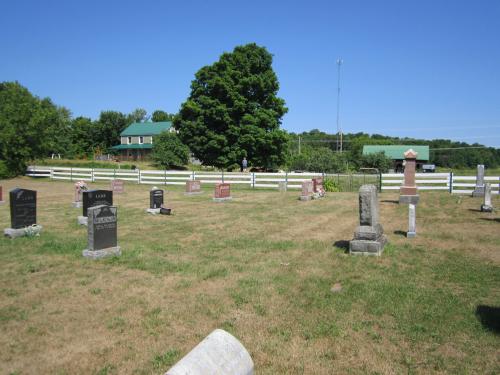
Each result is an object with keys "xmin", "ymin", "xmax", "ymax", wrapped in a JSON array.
[
  {"xmin": 72, "ymin": 201, "xmax": 82, "ymax": 208},
  {"xmin": 4, "ymin": 225, "xmax": 43, "ymax": 239},
  {"xmin": 406, "ymin": 231, "xmax": 416, "ymax": 238},
  {"xmin": 213, "ymin": 197, "xmax": 232, "ymax": 202},
  {"xmin": 82, "ymin": 246, "xmax": 121, "ymax": 259},
  {"xmin": 146, "ymin": 208, "xmax": 161, "ymax": 215},
  {"xmin": 399, "ymin": 195, "xmax": 419, "ymax": 205},
  {"xmin": 77, "ymin": 216, "xmax": 88, "ymax": 226},
  {"xmin": 472, "ymin": 188, "xmax": 485, "ymax": 197},
  {"xmin": 481, "ymin": 204, "xmax": 493, "ymax": 212},
  {"xmin": 349, "ymin": 235, "xmax": 387, "ymax": 256},
  {"xmin": 299, "ymin": 195, "xmax": 312, "ymax": 201},
  {"xmin": 185, "ymin": 191, "xmax": 203, "ymax": 196}
]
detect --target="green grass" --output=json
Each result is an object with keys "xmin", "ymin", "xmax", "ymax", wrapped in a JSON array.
[{"xmin": 0, "ymin": 178, "xmax": 498, "ymax": 374}]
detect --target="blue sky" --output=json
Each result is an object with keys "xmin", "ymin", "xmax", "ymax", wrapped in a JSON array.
[{"xmin": 1, "ymin": 0, "xmax": 499, "ymax": 146}]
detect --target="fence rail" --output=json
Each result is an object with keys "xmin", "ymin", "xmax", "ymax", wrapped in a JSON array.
[
  {"xmin": 26, "ymin": 166, "xmax": 500, "ymax": 194},
  {"xmin": 381, "ymin": 172, "xmax": 500, "ymax": 194}
]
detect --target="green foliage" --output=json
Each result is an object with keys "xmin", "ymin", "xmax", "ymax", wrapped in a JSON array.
[
  {"xmin": 0, "ymin": 81, "xmax": 68, "ymax": 176},
  {"xmin": 152, "ymin": 110, "xmax": 175, "ymax": 122},
  {"xmin": 151, "ymin": 132, "xmax": 190, "ymax": 169},
  {"xmin": 127, "ymin": 108, "xmax": 148, "ymax": 123},
  {"xmin": 287, "ymin": 147, "xmax": 349, "ymax": 173},
  {"xmin": 175, "ymin": 43, "xmax": 289, "ymax": 169},
  {"xmin": 359, "ymin": 151, "xmax": 393, "ymax": 172},
  {"xmin": 323, "ymin": 177, "xmax": 339, "ymax": 192}
]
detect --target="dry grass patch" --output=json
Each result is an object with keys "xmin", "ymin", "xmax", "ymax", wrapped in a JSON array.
[{"xmin": 0, "ymin": 177, "xmax": 499, "ymax": 374}]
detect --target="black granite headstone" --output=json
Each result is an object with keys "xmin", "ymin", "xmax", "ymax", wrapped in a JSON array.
[
  {"xmin": 88, "ymin": 205, "xmax": 117, "ymax": 250},
  {"xmin": 150, "ymin": 189, "xmax": 164, "ymax": 209},
  {"xmin": 9, "ymin": 188, "xmax": 37, "ymax": 229},
  {"xmin": 82, "ymin": 190, "xmax": 113, "ymax": 217}
]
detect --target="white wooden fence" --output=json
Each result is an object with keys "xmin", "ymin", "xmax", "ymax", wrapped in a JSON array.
[
  {"xmin": 26, "ymin": 166, "xmax": 325, "ymax": 189},
  {"xmin": 381, "ymin": 172, "xmax": 500, "ymax": 194}
]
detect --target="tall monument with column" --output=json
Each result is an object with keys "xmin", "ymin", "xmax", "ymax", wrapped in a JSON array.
[{"xmin": 399, "ymin": 149, "xmax": 420, "ymax": 205}]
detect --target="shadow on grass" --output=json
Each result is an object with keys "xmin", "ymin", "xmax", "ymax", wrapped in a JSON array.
[
  {"xmin": 381, "ymin": 199, "xmax": 399, "ymax": 204},
  {"xmin": 393, "ymin": 230, "xmax": 407, "ymax": 237},
  {"xmin": 333, "ymin": 240, "xmax": 349, "ymax": 253},
  {"xmin": 467, "ymin": 208, "xmax": 482, "ymax": 212},
  {"xmin": 479, "ymin": 217, "xmax": 500, "ymax": 223},
  {"xmin": 476, "ymin": 305, "xmax": 500, "ymax": 334}
]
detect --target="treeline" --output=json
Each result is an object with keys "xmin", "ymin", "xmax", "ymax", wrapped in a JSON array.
[
  {"xmin": 288, "ymin": 130, "xmax": 500, "ymax": 170},
  {"xmin": 0, "ymin": 81, "xmax": 174, "ymax": 176}
]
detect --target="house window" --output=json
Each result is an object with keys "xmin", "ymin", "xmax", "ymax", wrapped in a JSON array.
[
  {"xmin": 127, "ymin": 137, "xmax": 132, "ymax": 144},
  {"xmin": 139, "ymin": 136, "xmax": 144, "ymax": 144}
]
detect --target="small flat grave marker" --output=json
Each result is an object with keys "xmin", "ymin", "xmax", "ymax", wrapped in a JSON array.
[
  {"xmin": 82, "ymin": 205, "xmax": 121, "ymax": 259},
  {"xmin": 186, "ymin": 180, "xmax": 202, "ymax": 195},
  {"xmin": 110, "ymin": 179, "xmax": 124, "ymax": 194},
  {"xmin": 213, "ymin": 183, "xmax": 232, "ymax": 202},
  {"xmin": 299, "ymin": 180, "xmax": 314, "ymax": 201}
]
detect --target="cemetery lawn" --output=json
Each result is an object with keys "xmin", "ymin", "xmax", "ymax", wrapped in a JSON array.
[{"xmin": 0, "ymin": 178, "xmax": 499, "ymax": 375}]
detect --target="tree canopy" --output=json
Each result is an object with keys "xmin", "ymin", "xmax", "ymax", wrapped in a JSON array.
[
  {"xmin": 152, "ymin": 110, "xmax": 175, "ymax": 122},
  {"xmin": 151, "ymin": 132, "xmax": 190, "ymax": 169},
  {"xmin": 175, "ymin": 43, "xmax": 289, "ymax": 169}
]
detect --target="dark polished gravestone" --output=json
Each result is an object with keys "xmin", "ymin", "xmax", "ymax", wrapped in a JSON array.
[
  {"xmin": 147, "ymin": 188, "xmax": 164, "ymax": 214},
  {"xmin": 82, "ymin": 205, "xmax": 121, "ymax": 259},
  {"xmin": 79, "ymin": 190, "xmax": 113, "ymax": 225},
  {"xmin": 4, "ymin": 188, "xmax": 42, "ymax": 238}
]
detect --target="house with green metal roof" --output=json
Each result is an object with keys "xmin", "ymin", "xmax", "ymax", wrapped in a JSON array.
[
  {"xmin": 362, "ymin": 145, "xmax": 429, "ymax": 172},
  {"xmin": 111, "ymin": 121, "xmax": 173, "ymax": 161}
]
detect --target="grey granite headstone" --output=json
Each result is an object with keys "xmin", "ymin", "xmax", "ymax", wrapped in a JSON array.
[
  {"xmin": 82, "ymin": 205, "xmax": 120, "ymax": 259},
  {"xmin": 481, "ymin": 183, "xmax": 493, "ymax": 212},
  {"xmin": 150, "ymin": 189, "xmax": 164, "ymax": 209},
  {"xmin": 472, "ymin": 164, "xmax": 485, "ymax": 197},
  {"xmin": 407, "ymin": 204, "xmax": 416, "ymax": 238},
  {"xmin": 9, "ymin": 188, "xmax": 36, "ymax": 229},
  {"xmin": 349, "ymin": 184, "xmax": 387, "ymax": 256}
]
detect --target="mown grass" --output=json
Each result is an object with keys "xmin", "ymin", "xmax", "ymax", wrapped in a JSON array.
[{"xmin": 0, "ymin": 177, "xmax": 498, "ymax": 374}]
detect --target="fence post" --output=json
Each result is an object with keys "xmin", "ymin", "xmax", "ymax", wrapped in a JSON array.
[
  {"xmin": 192, "ymin": 170, "xmax": 195, "ymax": 181},
  {"xmin": 70, "ymin": 167, "xmax": 73, "ymax": 181},
  {"xmin": 114, "ymin": 169, "xmax": 116, "ymax": 179},
  {"xmin": 137, "ymin": 169, "xmax": 141, "ymax": 184},
  {"xmin": 449, "ymin": 172, "xmax": 453, "ymax": 194},
  {"xmin": 285, "ymin": 171, "xmax": 288, "ymax": 189},
  {"xmin": 91, "ymin": 168, "xmax": 95, "ymax": 183},
  {"xmin": 50, "ymin": 167, "xmax": 54, "ymax": 180},
  {"xmin": 252, "ymin": 172, "xmax": 255, "ymax": 188},
  {"xmin": 165, "ymin": 169, "xmax": 167, "ymax": 185},
  {"xmin": 379, "ymin": 172, "xmax": 383, "ymax": 192},
  {"xmin": 222, "ymin": 170, "xmax": 224, "ymax": 184}
]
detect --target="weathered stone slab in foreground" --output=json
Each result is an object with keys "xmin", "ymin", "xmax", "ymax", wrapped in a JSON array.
[
  {"xmin": 407, "ymin": 203, "xmax": 416, "ymax": 238},
  {"xmin": 165, "ymin": 329, "xmax": 254, "ymax": 375},
  {"xmin": 349, "ymin": 184, "xmax": 387, "ymax": 256},
  {"xmin": 472, "ymin": 164, "xmax": 485, "ymax": 197},
  {"xmin": 481, "ymin": 183, "xmax": 493, "ymax": 212},
  {"xmin": 4, "ymin": 225, "xmax": 43, "ymax": 239},
  {"xmin": 349, "ymin": 235, "xmax": 387, "ymax": 256}
]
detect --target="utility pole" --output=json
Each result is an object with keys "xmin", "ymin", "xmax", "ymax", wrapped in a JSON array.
[
  {"xmin": 298, "ymin": 136, "xmax": 301, "ymax": 154},
  {"xmin": 336, "ymin": 58, "xmax": 343, "ymax": 152}
]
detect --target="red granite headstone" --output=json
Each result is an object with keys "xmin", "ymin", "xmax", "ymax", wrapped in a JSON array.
[
  {"xmin": 399, "ymin": 149, "xmax": 419, "ymax": 204},
  {"xmin": 110, "ymin": 179, "xmax": 124, "ymax": 194},
  {"xmin": 215, "ymin": 183, "xmax": 231, "ymax": 199},
  {"xmin": 312, "ymin": 177, "xmax": 325, "ymax": 194},
  {"xmin": 186, "ymin": 180, "xmax": 201, "ymax": 193},
  {"xmin": 301, "ymin": 180, "xmax": 314, "ymax": 198}
]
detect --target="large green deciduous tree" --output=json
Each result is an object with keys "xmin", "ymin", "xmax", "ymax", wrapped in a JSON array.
[
  {"xmin": 152, "ymin": 110, "xmax": 175, "ymax": 122},
  {"xmin": 0, "ymin": 81, "xmax": 66, "ymax": 176},
  {"xmin": 175, "ymin": 43, "xmax": 289, "ymax": 169},
  {"xmin": 151, "ymin": 132, "xmax": 190, "ymax": 169}
]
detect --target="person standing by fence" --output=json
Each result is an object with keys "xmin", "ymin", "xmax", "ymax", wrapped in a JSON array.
[{"xmin": 242, "ymin": 157, "xmax": 248, "ymax": 172}]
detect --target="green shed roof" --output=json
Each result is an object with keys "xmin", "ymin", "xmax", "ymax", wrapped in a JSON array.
[
  {"xmin": 362, "ymin": 145, "xmax": 429, "ymax": 161},
  {"xmin": 120, "ymin": 121, "xmax": 172, "ymax": 136},
  {"xmin": 111, "ymin": 144, "xmax": 153, "ymax": 150}
]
